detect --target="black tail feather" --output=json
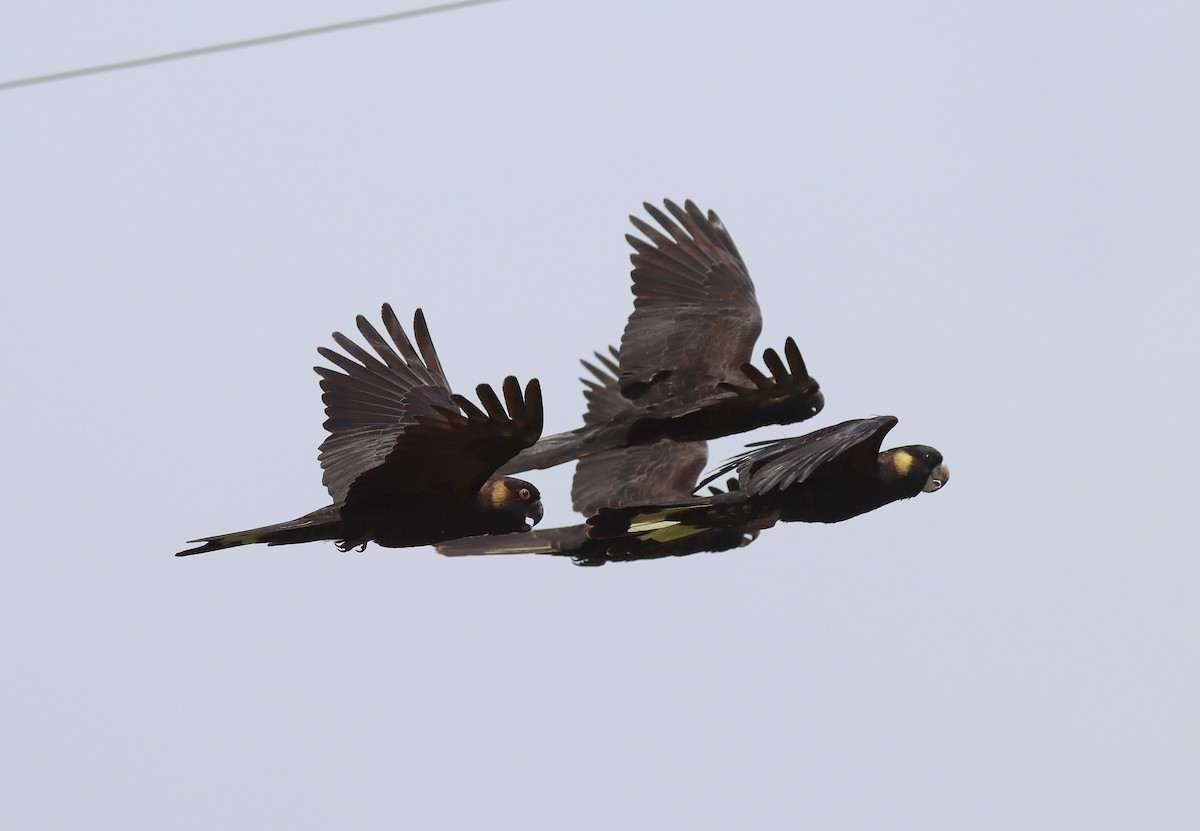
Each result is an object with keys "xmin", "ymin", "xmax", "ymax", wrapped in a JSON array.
[{"xmin": 176, "ymin": 506, "xmax": 343, "ymax": 557}]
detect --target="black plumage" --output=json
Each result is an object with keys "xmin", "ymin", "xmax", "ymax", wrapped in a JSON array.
[
  {"xmin": 586, "ymin": 416, "xmax": 949, "ymax": 548},
  {"xmin": 437, "ymin": 349, "xmax": 759, "ymax": 566},
  {"xmin": 499, "ymin": 199, "xmax": 824, "ymax": 475},
  {"xmin": 176, "ymin": 305, "xmax": 544, "ymax": 556}
]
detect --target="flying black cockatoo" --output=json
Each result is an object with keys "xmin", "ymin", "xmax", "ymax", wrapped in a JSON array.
[
  {"xmin": 499, "ymin": 199, "xmax": 824, "ymax": 475},
  {"xmin": 585, "ymin": 416, "xmax": 948, "ymax": 551},
  {"xmin": 177, "ymin": 305, "xmax": 544, "ymax": 556}
]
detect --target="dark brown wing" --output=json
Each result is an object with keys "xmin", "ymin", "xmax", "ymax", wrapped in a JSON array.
[
  {"xmin": 495, "ymin": 336, "xmax": 823, "ymax": 476},
  {"xmin": 316, "ymin": 305, "xmax": 454, "ymax": 503},
  {"xmin": 699, "ymin": 416, "xmax": 897, "ymax": 496},
  {"xmin": 618, "ymin": 199, "xmax": 762, "ymax": 405},
  {"xmin": 571, "ymin": 347, "xmax": 707, "ymax": 515},
  {"xmin": 345, "ymin": 375, "xmax": 542, "ymax": 510},
  {"xmin": 315, "ymin": 305, "xmax": 543, "ymax": 508}
]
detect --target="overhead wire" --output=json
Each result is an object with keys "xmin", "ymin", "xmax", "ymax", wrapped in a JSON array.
[{"xmin": 0, "ymin": 0, "xmax": 506, "ymax": 93}]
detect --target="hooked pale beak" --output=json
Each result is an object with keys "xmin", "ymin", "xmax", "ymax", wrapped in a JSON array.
[
  {"xmin": 923, "ymin": 462, "xmax": 950, "ymax": 493},
  {"xmin": 525, "ymin": 500, "xmax": 544, "ymax": 529}
]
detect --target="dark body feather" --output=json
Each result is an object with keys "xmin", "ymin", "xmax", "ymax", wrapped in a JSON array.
[
  {"xmin": 499, "ymin": 199, "xmax": 823, "ymax": 475},
  {"xmin": 177, "ymin": 306, "xmax": 544, "ymax": 556}
]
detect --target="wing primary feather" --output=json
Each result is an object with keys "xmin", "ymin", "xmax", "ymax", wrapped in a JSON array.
[
  {"xmin": 475, "ymin": 383, "xmax": 509, "ymax": 423},
  {"xmin": 523, "ymin": 378, "xmax": 544, "ymax": 436},
  {"xmin": 429, "ymin": 404, "xmax": 470, "ymax": 426},
  {"xmin": 656, "ymin": 200, "xmax": 720, "ymax": 269},
  {"xmin": 378, "ymin": 304, "xmax": 428, "ymax": 374},
  {"xmin": 632, "ymin": 227, "xmax": 711, "ymax": 280},
  {"xmin": 411, "ymin": 308, "xmax": 450, "ymax": 389},
  {"xmin": 317, "ymin": 367, "xmax": 416, "ymax": 404},
  {"xmin": 784, "ymin": 337, "xmax": 809, "ymax": 381},
  {"xmin": 326, "ymin": 331, "xmax": 418, "ymax": 388},
  {"xmin": 628, "ymin": 215, "xmax": 680, "ymax": 259},
  {"xmin": 666, "ymin": 199, "xmax": 715, "ymax": 247},
  {"xmin": 762, "ymin": 346, "xmax": 787, "ymax": 381},
  {"xmin": 579, "ymin": 359, "xmax": 604, "ymax": 384},
  {"xmin": 316, "ymin": 348, "xmax": 419, "ymax": 400},
  {"xmin": 331, "ymin": 329, "xmax": 388, "ymax": 371},
  {"xmin": 739, "ymin": 362, "xmax": 772, "ymax": 390},
  {"xmin": 501, "ymin": 376, "xmax": 527, "ymax": 425},
  {"xmin": 354, "ymin": 315, "xmax": 407, "ymax": 370},
  {"xmin": 317, "ymin": 344, "xmax": 377, "ymax": 376},
  {"xmin": 690, "ymin": 201, "xmax": 745, "ymax": 263},
  {"xmin": 449, "ymin": 393, "xmax": 488, "ymax": 422},
  {"xmin": 581, "ymin": 348, "xmax": 618, "ymax": 381},
  {"xmin": 643, "ymin": 202, "xmax": 687, "ymax": 245},
  {"xmin": 600, "ymin": 345, "xmax": 620, "ymax": 372}
]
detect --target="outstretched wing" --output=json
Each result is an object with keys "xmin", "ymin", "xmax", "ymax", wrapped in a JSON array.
[
  {"xmin": 571, "ymin": 347, "xmax": 707, "ymax": 515},
  {"xmin": 618, "ymin": 199, "xmax": 762, "ymax": 404},
  {"xmin": 315, "ymin": 305, "xmax": 452, "ymax": 503},
  {"xmin": 698, "ymin": 416, "xmax": 897, "ymax": 495},
  {"xmin": 315, "ymin": 305, "xmax": 543, "ymax": 508},
  {"xmin": 496, "ymin": 199, "xmax": 822, "ymax": 476}
]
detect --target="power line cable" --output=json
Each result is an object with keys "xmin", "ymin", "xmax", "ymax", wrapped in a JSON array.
[{"xmin": 0, "ymin": 0, "xmax": 505, "ymax": 93}]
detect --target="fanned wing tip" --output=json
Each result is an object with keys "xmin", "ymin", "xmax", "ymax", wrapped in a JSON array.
[
  {"xmin": 354, "ymin": 313, "xmax": 381, "ymax": 342},
  {"xmin": 624, "ymin": 232, "xmax": 656, "ymax": 261},
  {"xmin": 378, "ymin": 304, "xmax": 421, "ymax": 366},
  {"xmin": 642, "ymin": 201, "xmax": 684, "ymax": 243},
  {"xmin": 579, "ymin": 359, "xmax": 603, "ymax": 384},
  {"xmin": 580, "ymin": 346, "xmax": 619, "ymax": 383},
  {"xmin": 316, "ymin": 343, "xmax": 358, "ymax": 374},
  {"xmin": 355, "ymin": 314, "xmax": 406, "ymax": 369},
  {"xmin": 627, "ymin": 216, "xmax": 661, "ymax": 244},
  {"xmin": 324, "ymin": 324, "xmax": 370, "ymax": 367},
  {"xmin": 446, "ymin": 376, "xmax": 539, "ymax": 437},
  {"xmin": 598, "ymin": 346, "xmax": 619, "ymax": 375},
  {"xmin": 663, "ymin": 198, "xmax": 689, "ymax": 225},
  {"xmin": 670, "ymin": 198, "xmax": 718, "ymax": 245},
  {"xmin": 321, "ymin": 327, "xmax": 423, "ymax": 390}
]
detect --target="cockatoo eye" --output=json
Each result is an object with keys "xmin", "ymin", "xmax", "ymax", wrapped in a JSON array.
[{"xmin": 518, "ymin": 488, "xmax": 532, "ymax": 501}]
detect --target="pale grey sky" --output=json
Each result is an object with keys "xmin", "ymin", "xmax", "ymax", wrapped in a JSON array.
[{"xmin": 3, "ymin": 1, "xmax": 1198, "ymax": 828}]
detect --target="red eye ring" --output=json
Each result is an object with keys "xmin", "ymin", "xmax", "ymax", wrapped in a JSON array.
[{"xmin": 518, "ymin": 487, "xmax": 531, "ymax": 501}]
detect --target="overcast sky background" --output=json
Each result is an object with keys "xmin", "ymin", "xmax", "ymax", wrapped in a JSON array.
[{"xmin": 3, "ymin": 1, "xmax": 1198, "ymax": 828}]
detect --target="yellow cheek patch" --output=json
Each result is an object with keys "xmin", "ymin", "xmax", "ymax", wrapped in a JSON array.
[
  {"xmin": 891, "ymin": 450, "xmax": 915, "ymax": 476},
  {"xmin": 486, "ymin": 480, "xmax": 511, "ymax": 508}
]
